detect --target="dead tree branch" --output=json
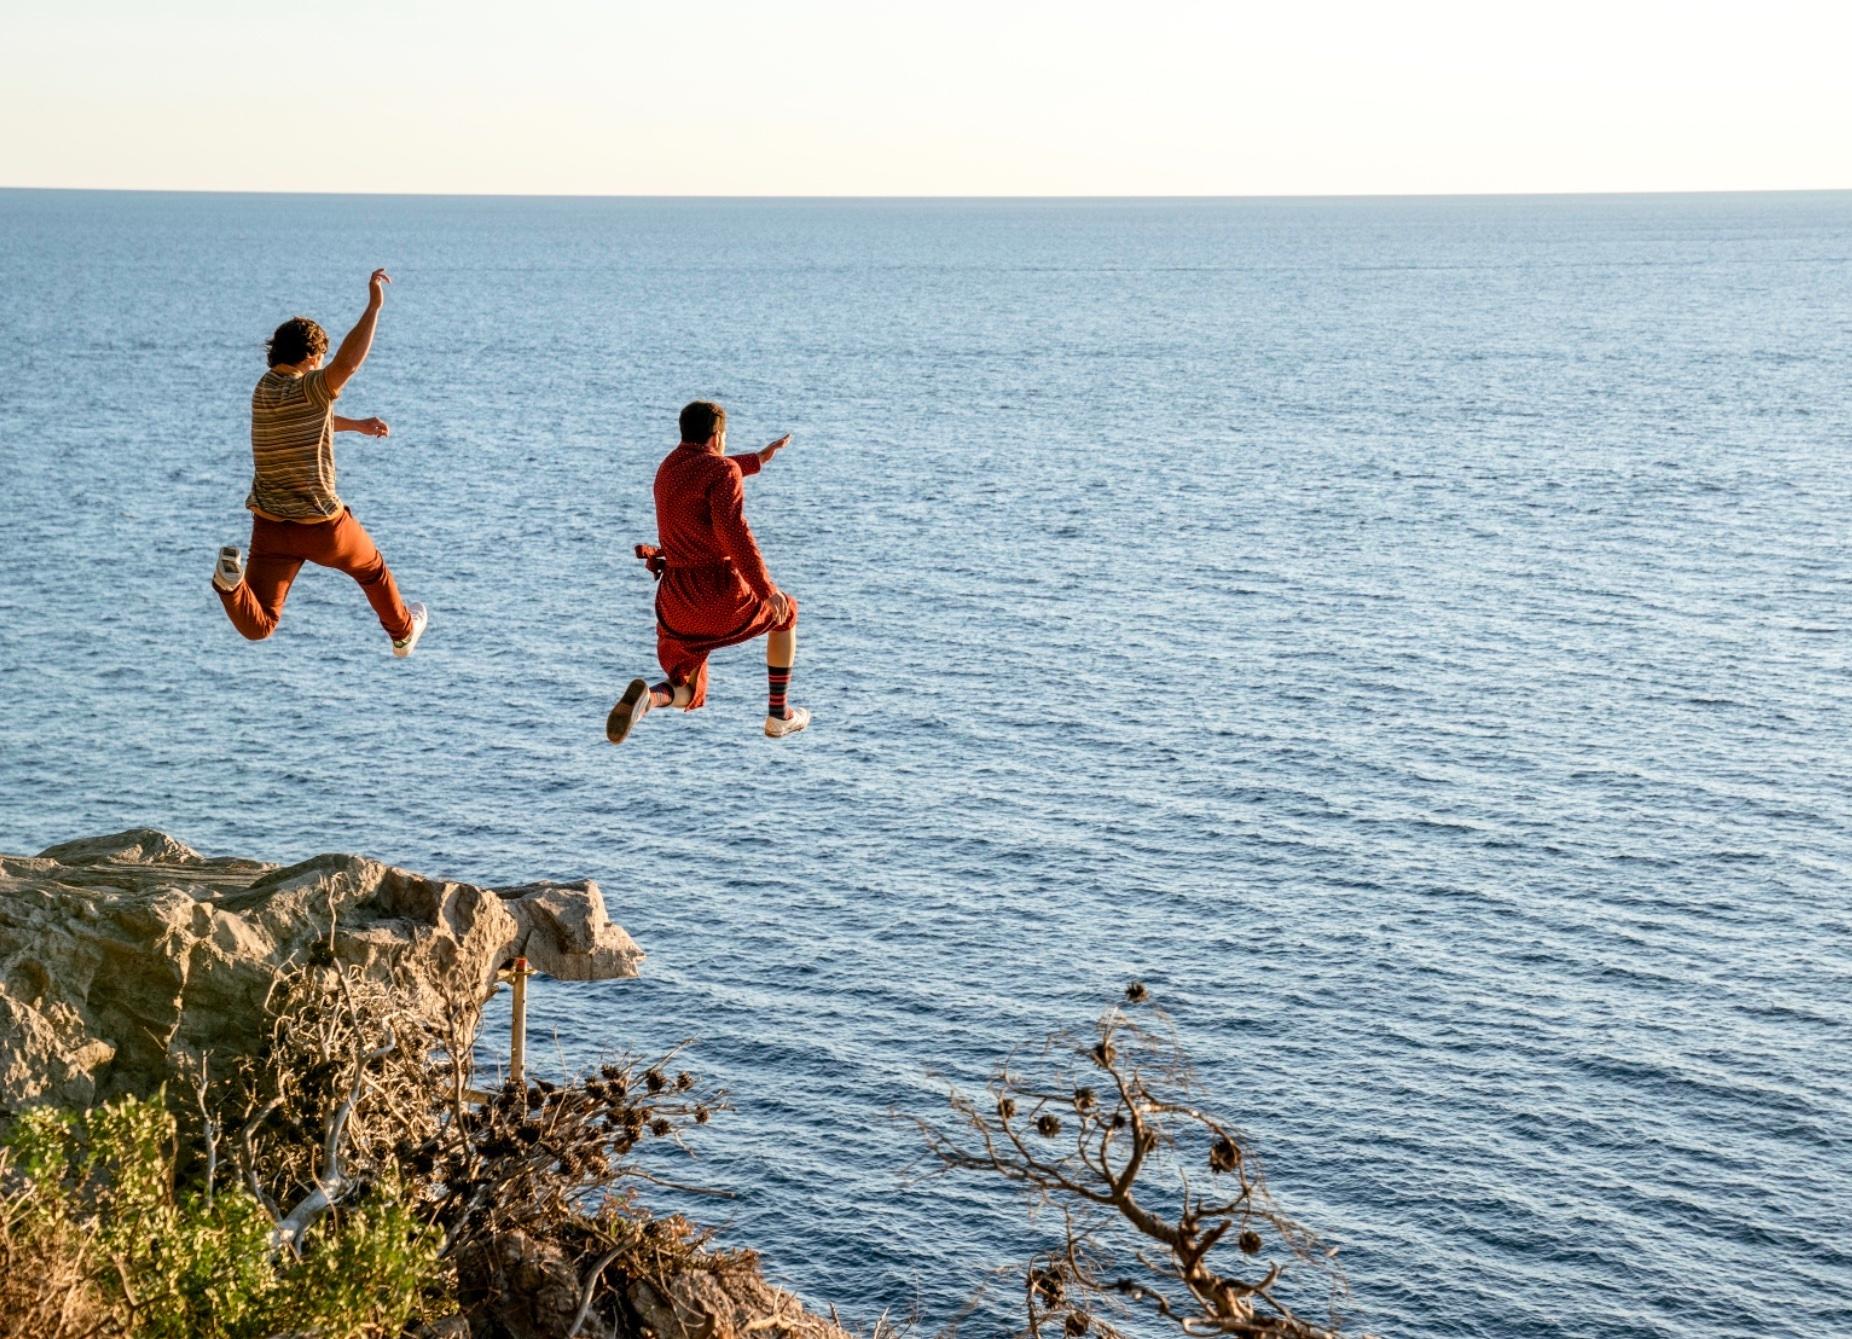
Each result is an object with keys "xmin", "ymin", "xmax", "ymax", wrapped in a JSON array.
[{"xmin": 920, "ymin": 985, "xmax": 1358, "ymax": 1339}]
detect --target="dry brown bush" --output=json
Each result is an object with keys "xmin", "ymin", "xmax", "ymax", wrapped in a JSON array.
[
  {"xmin": 920, "ymin": 985, "xmax": 1362, "ymax": 1339},
  {"xmin": 223, "ymin": 949, "xmax": 742, "ymax": 1337},
  {"xmin": 0, "ymin": 1156, "xmax": 122, "ymax": 1339}
]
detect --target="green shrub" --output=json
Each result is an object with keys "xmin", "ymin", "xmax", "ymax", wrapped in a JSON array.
[
  {"xmin": 262, "ymin": 1188, "xmax": 439, "ymax": 1339},
  {"xmin": 0, "ymin": 1092, "xmax": 442, "ymax": 1339}
]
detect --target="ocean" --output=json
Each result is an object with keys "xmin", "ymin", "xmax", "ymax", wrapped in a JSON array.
[{"xmin": 0, "ymin": 189, "xmax": 1847, "ymax": 1337}]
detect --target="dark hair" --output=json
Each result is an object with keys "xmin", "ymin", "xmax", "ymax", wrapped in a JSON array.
[
  {"xmin": 266, "ymin": 317, "xmax": 329, "ymax": 368},
  {"xmin": 679, "ymin": 400, "xmax": 727, "ymax": 444}
]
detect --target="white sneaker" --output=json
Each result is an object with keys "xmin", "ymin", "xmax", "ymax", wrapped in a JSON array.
[
  {"xmin": 391, "ymin": 602, "xmax": 429, "ymax": 658},
  {"xmin": 764, "ymin": 705, "xmax": 810, "ymax": 738},
  {"xmin": 605, "ymin": 677, "xmax": 653, "ymax": 745},
  {"xmin": 212, "ymin": 546, "xmax": 244, "ymax": 592}
]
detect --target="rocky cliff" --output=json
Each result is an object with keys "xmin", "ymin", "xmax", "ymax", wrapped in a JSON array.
[{"xmin": 0, "ymin": 828, "xmax": 643, "ymax": 1110}]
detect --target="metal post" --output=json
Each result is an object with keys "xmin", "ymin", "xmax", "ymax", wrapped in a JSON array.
[{"xmin": 509, "ymin": 956, "xmax": 529, "ymax": 1085}]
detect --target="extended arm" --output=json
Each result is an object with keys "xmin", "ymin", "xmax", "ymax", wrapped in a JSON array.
[
  {"xmin": 323, "ymin": 268, "xmax": 391, "ymax": 397},
  {"xmin": 726, "ymin": 434, "xmax": 791, "ymax": 478},
  {"xmin": 332, "ymin": 416, "xmax": 390, "ymax": 437}
]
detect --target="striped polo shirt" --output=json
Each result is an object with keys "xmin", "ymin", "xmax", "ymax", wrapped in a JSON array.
[{"xmin": 246, "ymin": 368, "xmax": 342, "ymax": 521}]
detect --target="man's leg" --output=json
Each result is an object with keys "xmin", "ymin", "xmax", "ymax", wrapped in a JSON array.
[
  {"xmin": 763, "ymin": 598, "xmax": 807, "ymax": 736},
  {"xmin": 649, "ymin": 679, "xmax": 697, "ymax": 709},
  {"xmin": 613, "ymin": 652, "xmax": 701, "ymax": 744},
  {"xmin": 648, "ymin": 610, "xmax": 708, "ymax": 711},
  {"xmin": 649, "ymin": 657, "xmax": 703, "ymax": 710},
  {"xmin": 216, "ymin": 520, "xmax": 302, "ymax": 640},
  {"xmin": 312, "ymin": 511, "xmax": 414, "ymax": 642},
  {"xmin": 766, "ymin": 624, "xmax": 795, "ymax": 720}
]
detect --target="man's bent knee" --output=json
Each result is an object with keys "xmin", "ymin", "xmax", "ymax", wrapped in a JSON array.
[
  {"xmin": 217, "ymin": 586, "xmax": 279, "ymax": 640},
  {"xmin": 224, "ymin": 607, "xmax": 278, "ymax": 640}
]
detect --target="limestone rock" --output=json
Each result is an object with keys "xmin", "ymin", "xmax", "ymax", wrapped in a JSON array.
[
  {"xmin": 451, "ymin": 1229, "xmax": 857, "ymax": 1339},
  {"xmin": 629, "ymin": 1269, "xmax": 855, "ymax": 1339},
  {"xmin": 0, "ymin": 829, "xmax": 643, "ymax": 1110}
]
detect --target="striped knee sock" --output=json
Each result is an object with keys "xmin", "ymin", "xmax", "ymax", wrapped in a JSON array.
[{"xmin": 767, "ymin": 665, "xmax": 793, "ymax": 720}]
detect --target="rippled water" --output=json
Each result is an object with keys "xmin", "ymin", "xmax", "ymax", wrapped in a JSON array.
[{"xmin": 2, "ymin": 190, "xmax": 1849, "ymax": 1338}]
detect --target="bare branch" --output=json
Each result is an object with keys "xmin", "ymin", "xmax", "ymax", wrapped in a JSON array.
[
  {"xmin": 239, "ymin": 1097, "xmax": 285, "ymax": 1220},
  {"xmin": 567, "ymin": 1243, "xmax": 627, "ymax": 1339},
  {"xmin": 184, "ymin": 1053, "xmax": 219, "ymax": 1207},
  {"xmin": 269, "ymin": 1025, "xmax": 396, "ymax": 1255},
  {"xmin": 921, "ymin": 988, "xmax": 1351, "ymax": 1339}
]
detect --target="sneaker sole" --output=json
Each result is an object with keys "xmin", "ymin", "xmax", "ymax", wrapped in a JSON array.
[
  {"xmin": 606, "ymin": 678, "xmax": 650, "ymax": 745},
  {"xmin": 212, "ymin": 547, "xmax": 243, "ymax": 592}
]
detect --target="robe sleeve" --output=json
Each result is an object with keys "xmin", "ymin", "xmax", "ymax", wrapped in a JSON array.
[{"xmin": 709, "ymin": 463, "xmax": 777, "ymax": 601}]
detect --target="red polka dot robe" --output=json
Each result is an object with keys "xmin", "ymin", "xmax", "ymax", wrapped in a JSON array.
[{"xmin": 635, "ymin": 442, "xmax": 796, "ymax": 710}]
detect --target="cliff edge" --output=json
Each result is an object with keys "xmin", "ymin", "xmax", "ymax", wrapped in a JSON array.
[{"xmin": 0, "ymin": 828, "xmax": 643, "ymax": 1110}]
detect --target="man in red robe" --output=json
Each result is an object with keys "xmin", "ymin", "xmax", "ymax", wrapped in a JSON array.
[{"xmin": 606, "ymin": 400, "xmax": 807, "ymax": 744}]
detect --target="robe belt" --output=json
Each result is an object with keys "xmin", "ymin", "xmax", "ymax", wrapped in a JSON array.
[{"xmin": 634, "ymin": 544, "xmax": 733, "ymax": 582}]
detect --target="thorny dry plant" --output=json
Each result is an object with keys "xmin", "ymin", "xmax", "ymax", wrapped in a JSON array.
[
  {"xmin": 217, "ymin": 936, "xmax": 735, "ymax": 1334},
  {"xmin": 430, "ymin": 1020, "xmax": 742, "ymax": 1334},
  {"xmin": 919, "ymin": 985, "xmax": 1354, "ymax": 1339},
  {"xmin": 226, "ymin": 953, "xmax": 441, "ymax": 1254}
]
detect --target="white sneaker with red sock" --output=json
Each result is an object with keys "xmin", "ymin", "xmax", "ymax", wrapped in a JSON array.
[{"xmin": 764, "ymin": 705, "xmax": 810, "ymax": 738}]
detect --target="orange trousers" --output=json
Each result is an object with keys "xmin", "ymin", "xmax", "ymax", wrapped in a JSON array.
[{"xmin": 216, "ymin": 508, "xmax": 413, "ymax": 642}]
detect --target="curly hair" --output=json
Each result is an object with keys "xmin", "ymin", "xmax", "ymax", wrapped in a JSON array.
[
  {"xmin": 678, "ymin": 400, "xmax": 727, "ymax": 444},
  {"xmin": 266, "ymin": 317, "xmax": 329, "ymax": 368}
]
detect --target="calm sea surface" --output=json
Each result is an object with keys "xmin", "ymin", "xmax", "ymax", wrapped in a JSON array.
[{"xmin": 1, "ymin": 191, "xmax": 1848, "ymax": 1337}]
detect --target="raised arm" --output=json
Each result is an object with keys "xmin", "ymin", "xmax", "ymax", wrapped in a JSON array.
[
  {"xmin": 322, "ymin": 268, "xmax": 391, "ymax": 397},
  {"xmin": 727, "ymin": 433, "xmax": 791, "ymax": 477},
  {"xmin": 708, "ymin": 466, "xmax": 778, "ymax": 603}
]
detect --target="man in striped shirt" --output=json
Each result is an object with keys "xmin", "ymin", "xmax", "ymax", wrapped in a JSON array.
[{"xmin": 212, "ymin": 268, "xmax": 429, "ymax": 656}]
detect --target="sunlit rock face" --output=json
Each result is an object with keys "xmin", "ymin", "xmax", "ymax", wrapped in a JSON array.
[{"xmin": 0, "ymin": 828, "xmax": 642, "ymax": 1109}]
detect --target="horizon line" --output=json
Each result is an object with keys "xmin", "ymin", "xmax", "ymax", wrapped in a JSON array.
[{"xmin": 3, "ymin": 185, "xmax": 1849, "ymax": 203}]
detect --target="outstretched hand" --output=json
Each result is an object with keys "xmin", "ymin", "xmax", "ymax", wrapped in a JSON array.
[
  {"xmin": 356, "ymin": 417, "xmax": 390, "ymax": 438},
  {"xmin": 367, "ymin": 268, "xmax": 392, "ymax": 307},
  {"xmin": 759, "ymin": 433, "xmax": 792, "ymax": 465}
]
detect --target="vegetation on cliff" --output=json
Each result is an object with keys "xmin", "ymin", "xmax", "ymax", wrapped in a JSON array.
[
  {"xmin": 0, "ymin": 1093, "xmax": 436, "ymax": 1338},
  {"xmin": 0, "ymin": 954, "xmax": 765, "ymax": 1339},
  {"xmin": 0, "ymin": 835, "xmax": 1360, "ymax": 1339}
]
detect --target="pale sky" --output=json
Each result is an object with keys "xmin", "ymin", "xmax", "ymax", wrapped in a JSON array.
[{"xmin": 2, "ymin": 0, "xmax": 1847, "ymax": 196}]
